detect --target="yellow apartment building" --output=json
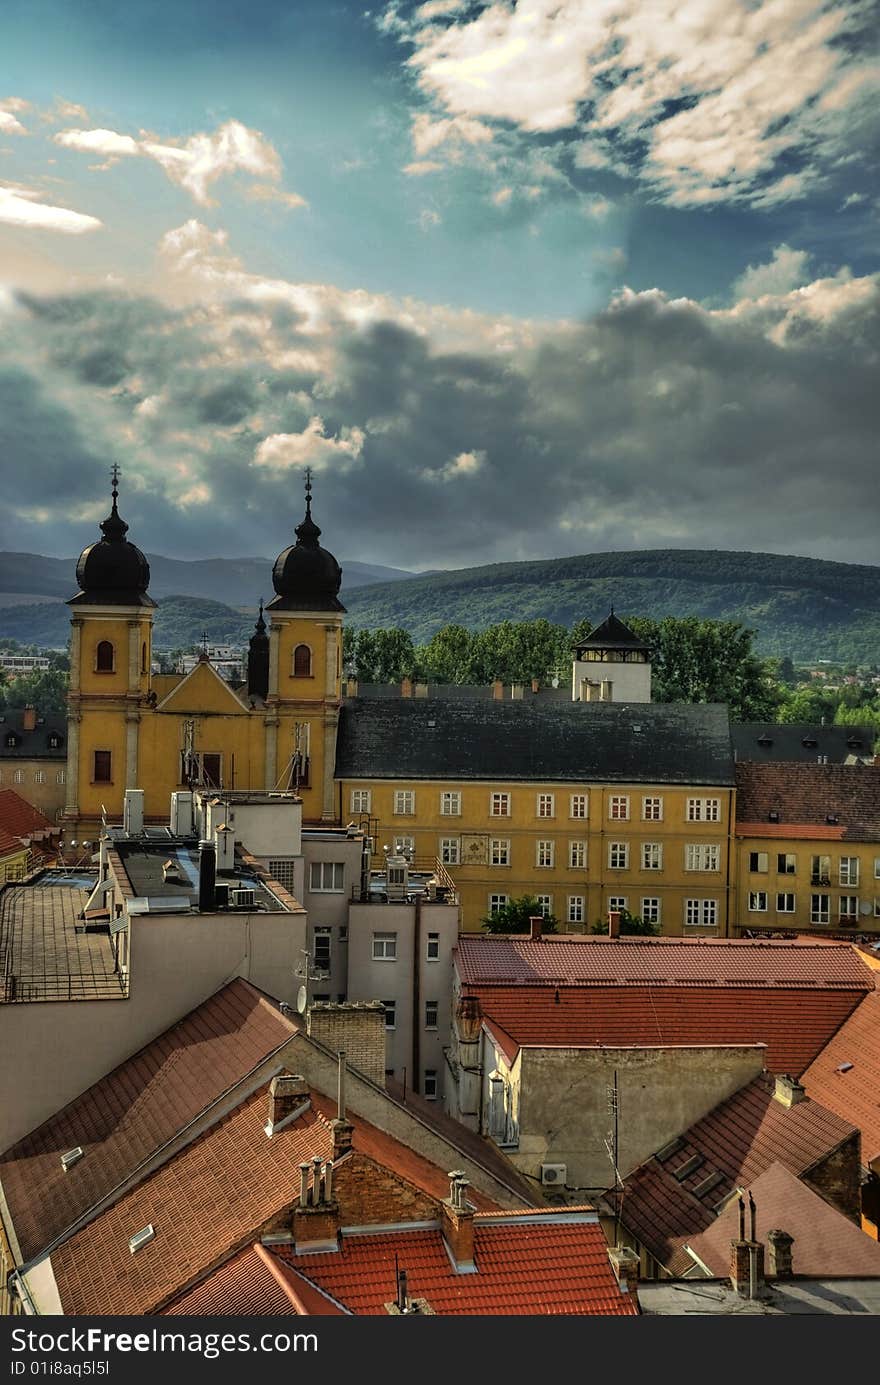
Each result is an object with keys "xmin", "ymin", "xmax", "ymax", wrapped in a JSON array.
[{"xmin": 733, "ymin": 761, "xmax": 880, "ymax": 939}]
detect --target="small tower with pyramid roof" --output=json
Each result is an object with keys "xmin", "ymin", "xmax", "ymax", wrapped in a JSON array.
[{"xmin": 571, "ymin": 610, "xmax": 651, "ymax": 703}]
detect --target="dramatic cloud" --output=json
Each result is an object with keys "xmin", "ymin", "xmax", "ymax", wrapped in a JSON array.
[
  {"xmin": 732, "ymin": 245, "xmax": 813, "ymax": 301},
  {"xmin": 254, "ymin": 418, "xmax": 366, "ymax": 473},
  {"xmin": 385, "ymin": 0, "xmax": 880, "ymax": 207},
  {"xmin": 0, "ymin": 183, "xmax": 102, "ymax": 234},
  {"xmin": 54, "ymin": 118, "xmax": 298, "ymax": 207}
]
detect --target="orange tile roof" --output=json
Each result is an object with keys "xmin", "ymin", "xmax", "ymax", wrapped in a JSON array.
[
  {"xmin": 472, "ymin": 985, "xmax": 867, "ymax": 1075},
  {"xmin": 163, "ymin": 1244, "xmax": 345, "ymax": 1316},
  {"xmin": 273, "ymin": 1215, "xmax": 638, "ymax": 1315},
  {"xmin": 0, "ymin": 789, "xmax": 54, "ymax": 840},
  {"xmin": 617, "ymin": 1072, "xmax": 857, "ymax": 1274},
  {"xmin": 802, "ymin": 988, "xmax": 880, "ymax": 1165},
  {"xmin": 0, "ymin": 826, "xmax": 25, "ymax": 857},
  {"xmin": 684, "ymin": 1161, "xmax": 880, "ymax": 1278},
  {"xmin": 736, "ymin": 823, "xmax": 846, "ymax": 840},
  {"xmin": 0, "ymin": 979, "xmax": 296, "ymax": 1262}
]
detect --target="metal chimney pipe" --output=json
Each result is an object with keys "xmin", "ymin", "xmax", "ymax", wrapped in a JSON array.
[
  {"xmin": 748, "ymin": 1191, "xmax": 757, "ymax": 1242},
  {"xmin": 337, "ymin": 1049, "xmax": 347, "ymax": 1120},
  {"xmin": 738, "ymin": 1195, "xmax": 746, "ymax": 1241},
  {"xmin": 397, "ymin": 1268, "xmax": 408, "ymax": 1313},
  {"xmin": 298, "ymin": 1162, "xmax": 310, "ymax": 1208},
  {"xmin": 323, "ymin": 1160, "xmax": 333, "ymax": 1202},
  {"xmin": 448, "ymin": 1170, "xmax": 465, "ymax": 1205},
  {"xmin": 311, "ymin": 1155, "xmax": 323, "ymax": 1205},
  {"xmin": 198, "ymin": 839, "xmax": 216, "ymax": 912}
]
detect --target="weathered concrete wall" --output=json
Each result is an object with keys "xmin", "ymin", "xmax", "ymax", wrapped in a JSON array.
[
  {"xmin": 805, "ymin": 1132, "xmax": 862, "ymax": 1223},
  {"xmin": 511, "ymin": 1044, "xmax": 766, "ymax": 1191}
]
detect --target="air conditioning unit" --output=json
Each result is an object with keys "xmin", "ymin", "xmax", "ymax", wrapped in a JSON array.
[
  {"xmin": 231, "ymin": 887, "xmax": 256, "ymax": 907},
  {"xmin": 540, "ymin": 1162, "xmax": 567, "ymax": 1187}
]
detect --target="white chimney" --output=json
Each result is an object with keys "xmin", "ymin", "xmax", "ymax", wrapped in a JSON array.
[
  {"xmin": 215, "ymin": 823, "xmax": 235, "ymax": 875},
  {"xmin": 170, "ymin": 791, "xmax": 194, "ymax": 837}
]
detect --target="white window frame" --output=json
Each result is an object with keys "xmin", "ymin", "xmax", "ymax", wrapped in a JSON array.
[
  {"xmin": 641, "ymin": 897, "xmax": 661, "ymax": 926},
  {"xmin": 838, "ymin": 894, "xmax": 859, "ymax": 919},
  {"xmin": 536, "ymin": 894, "xmax": 554, "ymax": 917},
  {"xmin": 609, "ymin": 795, "xmax": 630, "ymax": 821},
  {"xmin": 425, "ymin": 1000, "xmax": 439, "ymax": 1030},
  {"xmin": 488, "ymin": 893, "xmax": 509, "ymax": 913},
  {"xmin": 426, "ymin": 932, "xmax": 440, "ymax": 961},
  {"xmin": 567, "ymin": 895, "xmax": 584, "ymax": 924},
  {"xmin": 490, "ymin": 792, "xmax": 511, "ymax": 817},
  {"xmin": 309, "ymin": 861, "xmax": 345, "ymax": 893},
  {"xmin": 490, "ymin": 838, "xmax": 511, "ymax": 867},
  {"xmin": 439, "ymin": 837, "xmax": 460, "ymax": 865},
  {"xmin": 440, "ymin": 790, "xmax": 461, "ymax": 816},
  {"xmin": 537, "ymin": 793, "xmax": 555, "ymax": 819},
  {"xmin": 423, "ymin": 1070, "xmax": 439, "ymax": 1101},
  {"xmin": 748, "ymin": 891, "xmax": 768, "ymax": 912},
  {"xmin": 839, "ymin": 857, "xmax": 859, "ymax": 886},
  {"xmin": 685, "ymin": 899, "xmax": 718, "ymax": 927},
  {"xmin": 350, "ymin": 788, "xmax": 371, "ymax": 814},
  {"xmin": 569, "ymin": 793, "xmax": 588, "ymax": 819},
  {"xmin": 687, "ymin": 798, "xmax": 721, "ymax": 822},
  {"xmin": 536, "ymin": 839, "xmax": 555, "ymax": 868},
  {"xmin": 382, "ymin": 1000, "xmax": 397, "ymax": 1030},
  {"xmin": 875, "ymin": 858, "xmax": 880, "ymax": 880},
  {"xmin": 372, "ymin": 932, "xmax": 398, "ymax": 961},
  {"xmin": 686, "ymin": 844, "xmax": 720, "ymax": 872},
  {"xmin": 641, "ymin": 842, "xmax": 662, "ymax": 871},
  {"xmin": 313, "ymin": 927, "xmax": 332, "ymax": 972},
  {"xmin": 608, "ymin": 895, "xmax": 628, "ymax": 914},
  {"xmin": 642, "ymin": 796, "xmax": 663, "ymax": 821},
  {"xmin": 568, "ymin": 840, "xmax": 586, "ymax": 869},
  {"xmin": 393, "ymin": 835, "xmax": 415, "ymax": 857},
  {"xmin": 777, "ymin": 853, "xmax": 796, "ymax": 875},
  {"xmin": 393, "ymin": 789, "xmax": 415, "ymax": 815},
  {"xmin": 608, "ymin": 841, "xmax": 629, "ymax": 870},
  {"xmin": 776, "ymin": 893, "xmax": 796, "ymax": 913},
  {"xmin": 749, "ymin": 851, "xmax": 769, "ymax": 873},
  {"xmin": 811, "ymin": 855, "xmax": 831, "ymax": 885},
  {"xmin": 810, "ymin": 894, "xmax": 830, "ymax": 925}
]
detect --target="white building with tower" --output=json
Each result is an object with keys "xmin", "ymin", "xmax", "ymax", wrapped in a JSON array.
[{"xmin": 571, "ymin": 611, "xmax": 652, "ymax": 703}]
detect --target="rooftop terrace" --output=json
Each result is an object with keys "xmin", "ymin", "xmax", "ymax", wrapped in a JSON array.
[{"xmin": 0, "ymin": 879, "xmax": 125, "ymax": 1004}]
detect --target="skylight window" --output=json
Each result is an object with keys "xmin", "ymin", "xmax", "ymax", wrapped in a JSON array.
[
  {"xmin": 60, "ymin": 1147, "xmax": 84, "ymax": 1172},
  {"xmin": 835, "ymin": 1061, "xmax": 854, "ymax": 1074},
  {"xmin": 129, "ymin": 1224, "xmax": 156, "ymax": 1254}
]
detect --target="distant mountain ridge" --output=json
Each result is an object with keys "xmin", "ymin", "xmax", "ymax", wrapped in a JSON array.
[{"xmin": 1, "ymin": 548, "xmax": 878, "ymax": 661}]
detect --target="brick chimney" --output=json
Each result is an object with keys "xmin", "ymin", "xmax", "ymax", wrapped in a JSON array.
[
  {"xmin": 401, "ymin": 676, "xmax": 413, "ymax": 698},
  {"xmin": 729, "ymin": 1194, "xmax": 765, "ymax": 1298},
  {"xmin": 346, "ymin": 676, "xmax": 358, "ymax": 697},
  {"xmin": 529, "ymin": 915, "xmax": 543, "ymax": 942},
  {"xmin": 492, "ymin": 678, "xmax": 503, "ymax": 701},
  {"xmin": 608, "ymin": 909, "xmax": 621, "ymax": 939},
  {"xmin": 264, "ymin": 1073, "xmax": 309, "ymax": 1135},
  {"xmin": 608, "ymin": 1246, "xmax": 640, "ymax": 1297},
  {"xmin": 531, "ymin": 678, "xmax": 539, "ymax": 694},
  {"xmin": 767, "ymin": 1229, "xmax": 794, "ymax": 1279},
  {"xmin": 291, "ymin": 1156, "xmax": 339, "ymax": 1252},
  {"xmin": 22, "ymin": 705, "xmax": 36, "ymax": 732},
  {"xmin": 441, "ymin": 1172, "xmax": 475, "ymax": 1272},
  {"xmin": 773, "ymin": 1074, "xmax": 806, "ymax": 1108}
]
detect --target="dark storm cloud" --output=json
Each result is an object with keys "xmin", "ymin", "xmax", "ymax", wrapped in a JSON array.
[{"xmin": 2, "ymin": 271, "xmax": 878, "ymax": 568}]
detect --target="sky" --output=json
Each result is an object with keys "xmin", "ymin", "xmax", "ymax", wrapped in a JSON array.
[{"xmin": 1, "ymin": 0, "xmax": 878, "ymax": 571}]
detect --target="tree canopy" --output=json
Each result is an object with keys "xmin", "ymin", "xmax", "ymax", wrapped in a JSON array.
[{"xmin": 481, "ymin": 895, "xmax": 559, "ymax": 934}]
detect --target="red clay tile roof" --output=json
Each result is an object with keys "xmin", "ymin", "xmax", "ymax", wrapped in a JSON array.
[
  {"xmin": 456, "ymin": 935, "xmax": 874, "ymax": 988},
  {"xmin": 736, "ymin": 823, "xmax": 846, "ymax": 840},
  {"xmin": 273, "ymin": 1214, "xmax": 638, "ymax": 1315},
  {"xmin": 163, "ymin": 1244, "xmax": 346, "ymax": 1316},
  {"xmin": 735, "ymin": 762, "xmax": 880, "ymax": 842},
  {"xmin": 0, "ymin": 789, "xmax": 54, "ymax": 840},
  {"xmin": 684, "ymin": 1162, "xmax": 880, "ymax": 1278},
  {"xmin": 0, "ymin": 979, "xmax": 296, "ymax": 1263},
  {"xmin": 617, "ymin": 1073, "xmax": 857, "ymax": 1274},
  {"xmin": 0, "ymin": 826, "xmax": 25, "ymax": 857},
  {"xmin": 802, "ymin": 988, "xmax": 880, "ymax": 1165},
  {"xmin": 472, "ymin": 986, "xmax": 866, "ymax": 1074}
]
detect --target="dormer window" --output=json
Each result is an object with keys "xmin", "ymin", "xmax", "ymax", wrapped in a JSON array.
[
  {"xmin": 5, "ymin": 733, "xmax": 19, "ymax": 748},
  {"xmin": 48, "ymin": 733, "xmax": 63, "ymax": 750}
]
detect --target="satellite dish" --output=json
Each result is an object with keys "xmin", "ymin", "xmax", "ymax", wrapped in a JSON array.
[
  {"xmin": 296, "ymin": 985, "xmax": 308, "ymax": 1015},
  {"xmin": 860, "ymin": 901, "xmax": 872, "ymax": 916}
]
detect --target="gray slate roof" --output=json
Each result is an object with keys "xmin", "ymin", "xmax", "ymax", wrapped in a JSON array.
[
  {"xmin": 336, "ymin": 699, "xmax": 734, "ymax": 785},
  {"xmin": 0, "ymin": 710, "xmax": 66, "ymax": 759},
  {"xmin": 732, "ymin": 723, "xmax": 875, "ymax": 764}
]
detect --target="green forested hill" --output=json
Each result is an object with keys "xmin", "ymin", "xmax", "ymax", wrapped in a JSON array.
[{"xmin": 343, "ymin": 550, "xmax": 880, "ymax": 662}]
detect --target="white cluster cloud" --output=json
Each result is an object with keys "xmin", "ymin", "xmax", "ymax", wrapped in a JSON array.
[
  {"xmin": 388, "ymin": 0, "xmax": 879, "ymax": 207},
  {"xmin": 54, "ymin": 118, "xmax": 300, "ymax": 207},
  {"xmin": 0, "ymin": 182, "xmax": 102, "ymax": 234},
  {"xmin": 732, "ymin": 244, "xmax": 813, "ymax": 301},
  {"xmin": 254, "ymin": 417, "xmax": 365, "ymax": 474}
]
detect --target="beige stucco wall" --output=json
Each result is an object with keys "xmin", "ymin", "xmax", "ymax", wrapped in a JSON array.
[
  {"xmin": 506, "ymin": 1042, "xmax": 766, "ymax": 1191},
  {"xmin": 0, "ymin": 906, "xmax": 307, "ymax": 1149}
]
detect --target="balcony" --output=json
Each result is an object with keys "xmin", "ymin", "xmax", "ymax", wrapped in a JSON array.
[{"xmin": 810, "ymin": 875, "xmax": 830, "ymax": 886}]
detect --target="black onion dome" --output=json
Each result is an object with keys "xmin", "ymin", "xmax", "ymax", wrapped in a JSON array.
[
  {"xmin": 267, "ymin": 474, "xmax": 345, "ymax": 613},
  {"xmin": 69, "ymin": 473, "xmax": 155, "ymax": 607}
]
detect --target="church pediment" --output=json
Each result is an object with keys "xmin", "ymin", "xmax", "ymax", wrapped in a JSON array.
[{"xmin": 155, "ymin": 660, "xmax": 251, "ymax": 715}]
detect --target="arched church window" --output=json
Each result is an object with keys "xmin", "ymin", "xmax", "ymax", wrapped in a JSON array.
[
  {"xmin": 293, "ymin": 644, "xmax": 312, "ymax": 677},
  {"xmin": 95, "ymin": 640, "xmax": 115, "ymax": 673}
]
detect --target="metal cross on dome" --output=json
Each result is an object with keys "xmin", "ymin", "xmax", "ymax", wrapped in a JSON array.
[
  {"xmin": 110, "ymin": 463, "xmax": 120, "ymax": 501},
  {"xmin": 304, "ymin": 465, "xmax": 313, "ymax": 512}
]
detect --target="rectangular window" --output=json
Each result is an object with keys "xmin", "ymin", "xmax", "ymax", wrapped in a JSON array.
[
  {"xmin": 423, "ymin": 1070, "xmax": 438, "ymax": 1100},
  {"xmin": 440, "ymin": 790, "xmax": 461, "ymax": 816},
  {"xmin": 536, "ymin": 894, "xmax": 553, "ymax": 917},
  {"xmin": 313, "ymin": 928, "xmax": 332, "ymax": 971},
  {"xmin": 488, "ymin": 893, "xmax": 509, "ymax": 913},
  {"xmin": 56, "ymin": 769, "xmax": 66, "ymax": 784},
  {"xmin": 426, "ymin": 932, "xmax": 440, "ymax": 960},
  {"xmin": 425, "ymin": 1000, "xmax": 439, "ymax": 1029},
  {"xmin": 537, "ymin": 793, "xmax": 555, "ymax": 818},
  {"xmin": 309, "ymin": 861, "xmax": 344, "ymax": 893},
  {"xmin": 688, "ymin": 798, "xmax": 721, "ymax": 822},
  {"xmin": 749, "ymin": 851, "xmax": 769, "ymax": 873},
  {"xmin": 372, "ymin": 932, "xmax": 397, "ymax": 961},
  {"xmin": 609, "ymin": 795, "xmax": 630, "ymax": 821},
  {"xmin": 748, "ymin": 891, "xmax": 768, "ymax": 911},
  {"xmin": 875, "ymin": 898, "xmax": 880, "ymax": 917},
  {"xmin": 383, "ymin": 1000, "xmax": 396, "ymax": 1030},
  {"xmin": 776, "ymin": 893, "xmax": 796, "ymax": 913},
  {"xmin": 811, "ymin": 855, "xmax": 831, "ymax": 885},
  {"xmin": 536, "ymin": 839, "xmax": 555, "ymax": 868},
  {"xmin": 392, "ymin": 836, "xmax": 414, "ymax": 857},
  {"xmin": 350, "ymin": 789, "xmax": 371, "ymax": 813},
  {"xmin": 393, "ymin": 790, "xmax": 415, "ymax": 815},
  {"xmin": 569, "ymin": 793, "xmax": 588, "ymax": 819},
  {"xmin": 777, "ymin": 853, "xmax": 796, "ymax": 875},
  {"xmin": 34, "ymin": 770, "xmax": 45, "ymax": 784},
  {"xmin": 608, "ymin": 841, "xmax": 629, "ymax": 870},
  {"xmin": 567, "ymin": 895, "xmax": 584, "ymax": 924},
  {"xmin": 608, "ymin": 895, "xmax": 628, "ymax": 913},
  {"xmin": 490, "ymin": 838, "xmax": 511, "ymax": 867},
  {"xmin": 490, "ymin": 792, "xmax": 511, "ymax": 817},
  {"xmin": 686, "ymin": 844, "xmax": 720, "ymax": 872},
  {"xmin": 839, "ymin": 895, "xmax": 859, "ymax": 920},
  {"xmin": 641, "ymin": 897, "xmax": 661, "ymax": 926},
  {"xmin": 875, "ymin": 858, "xmax": 880, "ymax": 880},
  {"xmin": 642, "ymin": 796, "xmax": 663, "ymax": 821},
  {"xmin": 569, "ymin": 840, "xmax": 586, "ymax": 869},
  {"xmin": 839, "ymin": 857, "xmax": 859, "ymax": 886},
  {"xmin": 93, "ymin": 750, "xmax": 112, "ymax": 783},
  {"xmin": 810, "ymin": 894, "xmax": 830, "ymax": 925},
  {"xmin": 439, "ymin": 837, "xmax": 460, "ymax": 865},
  {"xmin": 641, "ymin": 842, "xmax": 662, "ymax": 871},
  {"xmin": 685, "ymin": 899, "xmax": 718, "ymax": 927}
]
